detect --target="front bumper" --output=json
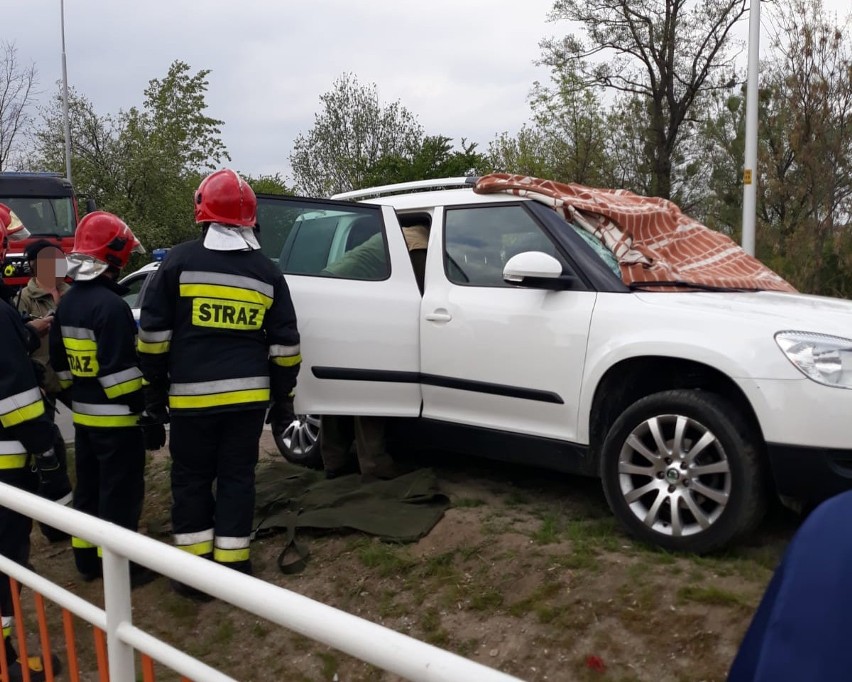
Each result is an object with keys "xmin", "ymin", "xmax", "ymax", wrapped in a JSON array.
[{"xmin": 767, "ymin": 443, "xmax": 852, "ymax": 502}]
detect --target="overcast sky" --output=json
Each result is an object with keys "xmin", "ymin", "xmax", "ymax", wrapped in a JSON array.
[{"xmin": 3, "ymin": 0, "xmax": 850, "ymax": 182}]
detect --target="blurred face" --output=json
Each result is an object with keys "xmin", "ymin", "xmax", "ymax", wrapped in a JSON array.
[{"xmin": 32, "ymin": 246, "xmax": 68, "ymax": 282}]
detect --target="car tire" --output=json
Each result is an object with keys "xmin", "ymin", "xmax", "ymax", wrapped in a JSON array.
[
  {"xmin": 272, "ymin": 413, "xmax": 323, "ymax": 469},
  {"xmin": 600, "ymin": 389, "xmax": 767, "ymax": 554}
]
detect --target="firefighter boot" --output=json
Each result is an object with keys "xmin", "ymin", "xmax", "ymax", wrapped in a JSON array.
[
  {"xmin": 170, "ymin": 553, "xmax": 214, "ymax": 602},
  {"xmin": 3, "ymin": 636, "xmax": 61, "ymax": 682}
]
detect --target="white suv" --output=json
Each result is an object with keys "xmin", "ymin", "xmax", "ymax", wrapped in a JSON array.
[{"xmin": 228, "ymin": 178, "xmax": 852, "ymax": 552}]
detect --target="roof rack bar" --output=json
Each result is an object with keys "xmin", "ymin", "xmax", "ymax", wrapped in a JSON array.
[{"xmin": 331, "ymin": 176, "xmax": 478, "ymax": 201}]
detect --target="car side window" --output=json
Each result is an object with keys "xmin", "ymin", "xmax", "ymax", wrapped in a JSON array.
[
  {"xmin": 277, "ymin": 206, "xmax": 390, "ymax": 281},
  {"xmin": 121, "ymin": 274, "xmax": 147, "ymax": 308},
  {"xmin": 444, "ymin": 205, "xmax": 562, "ymax": 287}
]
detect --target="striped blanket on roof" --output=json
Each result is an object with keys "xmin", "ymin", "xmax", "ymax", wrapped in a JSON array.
[{"xmin": 474, "ymin": 173, "xmax": 795, "ymax": 292}]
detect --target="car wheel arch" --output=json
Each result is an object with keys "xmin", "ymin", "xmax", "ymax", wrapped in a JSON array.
[{"xmin": 585, "ymin": 356, "xmax": 767, "ymax": 477}]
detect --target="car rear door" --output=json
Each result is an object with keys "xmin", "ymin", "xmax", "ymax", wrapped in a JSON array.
[{"xmin": 256, "ymin": 195, "xmax": 422, "ymax": 417}]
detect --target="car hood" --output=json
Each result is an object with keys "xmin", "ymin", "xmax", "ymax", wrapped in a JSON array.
[{"xmin": 633, "ymin": 290, "xmax": 852, "ymax": 338}]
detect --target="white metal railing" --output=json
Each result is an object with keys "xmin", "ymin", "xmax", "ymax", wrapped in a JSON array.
[{"xmin": 0, "ymin": 481, "xmax": 523, "ymax": 682}]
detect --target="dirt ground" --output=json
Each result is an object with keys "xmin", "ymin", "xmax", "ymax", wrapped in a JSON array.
[{"xmin": 24, "ymin": 431, "xmax": 798, "ymax": 682}]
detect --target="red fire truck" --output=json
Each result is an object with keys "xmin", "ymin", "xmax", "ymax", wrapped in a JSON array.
[{"xmin": 0, "ymin": 172, "xmax": 94, "ymax": 286}]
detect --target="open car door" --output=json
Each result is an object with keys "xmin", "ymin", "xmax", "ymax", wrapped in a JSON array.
[{"xmin": 256, "ymin": 195, "xmax": 423, "ymax": 417}]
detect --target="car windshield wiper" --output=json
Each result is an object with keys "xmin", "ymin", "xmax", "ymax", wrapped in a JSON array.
[{"xmin": 628, "ymin": 280, "xmax": 764, "ymax": 293}]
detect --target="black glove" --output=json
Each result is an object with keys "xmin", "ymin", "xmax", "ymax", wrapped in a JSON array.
[
  {"xmin": 139, "ymin": 415, "xmax": 167, "ymax": 451},
  {"xmin": 56, "ymin": 388, "xmax": 73, "ymax": 409},
  {"xmin": 33, "ymin": 448, "xmax": 72, "ymax": 501},
  {"xmin": 33, "ymin": 447, "xmax": 60, "ymax": 473},
  {"xmin": 143, "ymin": 382, "xmax": 170, "ymax": 425},
  {"xmin": 266, "ymin": 396, "xmax": 297, "ymax": 428}
]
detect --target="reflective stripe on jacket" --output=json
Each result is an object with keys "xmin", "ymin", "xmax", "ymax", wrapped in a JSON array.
[
  {"xmin": 139, "ymin": 238, "xmax": 300, "ymax": 415},
  {"xmin": 48, "ymin": 278, "xmax": 143, "ymax": 427}
]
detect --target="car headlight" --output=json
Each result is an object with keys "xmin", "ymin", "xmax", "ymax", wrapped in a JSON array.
[{"xmin": 775, "ymin": 331, "xmax": 852, "ymax": 389}]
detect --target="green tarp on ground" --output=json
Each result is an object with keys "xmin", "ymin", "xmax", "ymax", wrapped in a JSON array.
[{"xmin": 252, "ymin": 461, "xmax": 450, "ymax": 545}]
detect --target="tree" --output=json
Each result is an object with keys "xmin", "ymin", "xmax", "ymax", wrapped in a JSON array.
[
  {"xmin": 540, "ymin": 0, "xmax": 748, "ymax": 199},
  {"xmin": 696, "ymin": 88, "xmax": 747, "ymax": 237},
  {"xmin": 488, "ymin": 68, "xmax": 615, "ymax": 187},
  {"xmin": 0, "ymin": 42, "xmax": 37, "ymax": 170},
  {"xmin": 755, "ymin": 0, "xmax": 852, "ymax": 295},
  {"xmin": 244, "ymin": 173, "xmax": 291, "ymax": 196},
  {"xmin": 489, "ymin": 125, "xmax": 562, "ymax": 179},
  {"xmin": 289, "ymin": 73, "xmax": 424, "ymax": 196},
  {"xmin": 363, "ymin": 135, "xmax": 488, "ymax": 187},
  {"xmin": 30, "ymin": 61, "xmax": 229, "ymax": 251}
]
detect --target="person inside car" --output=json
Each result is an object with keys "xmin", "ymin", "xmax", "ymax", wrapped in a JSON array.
[{"xmin": 319, "ymin": 217, "xmax": 430, "ymax": 480}]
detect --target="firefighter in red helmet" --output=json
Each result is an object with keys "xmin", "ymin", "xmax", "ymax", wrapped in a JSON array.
[
  {"xmin": 139, "ymin": 169, "xmax": 300, "ymax": 599},
  {"xmin": 48, "ymin": 212, "xmax": 156, "ymax": 587},
  {"xmin": 0, "ymin": 213, "xmax": 62, "ymax": 681}
]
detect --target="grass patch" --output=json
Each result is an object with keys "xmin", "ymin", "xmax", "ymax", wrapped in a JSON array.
[
  {"xmin": 377, "ymin": 589, "xmax": 408, "ymax": 620},
  {"xmin": 356, "ymin": 541, "xmax": 415, "ymax": 578},
  {"xmin": 420, "ymin": 607, "xmax": 450, "ymax": 646},
  {"xmin": 211, "ymin": 619, "xmax": 236, "ymax": 647},
  {"xmin": 315, "ymin": 651, "xmax": 339, "ymax": 678},
  {"xmin": 454, "ymin": 497, "xmax": 486, "ymax": 508},
  {"xmin": 507, "ymin": 581, "xmax": 562, "ymax": 619},
  {"xmin": 505, "ymin": 490, "xmax": 531, "ymax": 507},
  {"xmin": 677, "ymin": 584, "xmax": 750, "ymax": 608},
  {"xmin": 418, "ymin": 550, "xmax": 457, "ymax": 581},
  {"xmin": 565, "ymin": 517, "xmax": 621, "ymax": 550},
  {"xmin": 532, "ymin": 514, "xmax": 560, "ymax": 545},
  {"xmin": 469, "ymin": 586, "xmax": 504, "ymax": 612},
  {"xmin": 250, "ymin": 621, "xmax": 269, "ymax": 638}
]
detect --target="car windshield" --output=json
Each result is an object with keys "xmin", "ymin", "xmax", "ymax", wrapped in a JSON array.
[
  {"xmin": 568, "ymin": 223, "xmax": 621, "ymax": 276},
  {"xmin": 0, "ymin": 196, "xmax": 76, "ymax": 237}
]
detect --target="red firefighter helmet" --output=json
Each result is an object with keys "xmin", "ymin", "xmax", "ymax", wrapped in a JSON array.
[
  {"xmin": 0, "ymin": 203, "xmax": 9, "ymax": 261},
  {"xmin": 72, "ymin": 211, "xmax": 144, "ymax": 269},
  {"xmin": 194, "ymin": 169, "xmax": 257, "ymax": 227}
]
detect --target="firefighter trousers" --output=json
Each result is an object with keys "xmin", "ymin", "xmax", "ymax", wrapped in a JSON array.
[
  {"xmin": 72, "ymin": 425, "xmax": 145, "ymax": 577},
  {"xmin": 0, "ymin": 465, "xmax": 38, "ymax": 635},
  {"xmin": 169, "ymin": 409, "xmax": 265, "ymax": 572}
]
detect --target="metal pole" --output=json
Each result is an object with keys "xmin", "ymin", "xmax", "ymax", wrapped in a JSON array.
[
  {"xmin": 101, "ymin": 549, "xmax": 136, "ymax": 682},
  {"xmin": 741, "ymin": 0, "xmax": 760, "ymax": 256},
  {"xmin": 60, "ymin": 0, "xmax": 72, "ymax": 184}
]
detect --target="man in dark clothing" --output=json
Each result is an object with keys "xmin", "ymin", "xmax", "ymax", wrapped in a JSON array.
[
  {"xmin": 48, "ymin": 211, "xmax": 154, "ymax": 587},
  {"xmin": 0, "ymin": 212, "xmax": 62, "ymax": 681},
  {"xmin": 139, "ymin": 169, "xmax": 300, "ymax": 596}
]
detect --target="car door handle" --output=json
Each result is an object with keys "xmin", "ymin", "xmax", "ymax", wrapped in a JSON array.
[{"xmin": 425, "ymin": 310, "xmax": 452, "ymax": 322}]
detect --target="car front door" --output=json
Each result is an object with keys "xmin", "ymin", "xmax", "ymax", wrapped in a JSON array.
[
  {"xmin": 256, "ymin": 196, "xmax": 422, "ymax": 417},
  {"xmin": 420, "ymin": 202, "xmax": 596, "ymax": 443}
]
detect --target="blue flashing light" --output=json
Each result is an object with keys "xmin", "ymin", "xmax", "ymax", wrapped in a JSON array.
[{"xmin": 152, "ymin": 248, "xmax": 169, "ymax": 262}]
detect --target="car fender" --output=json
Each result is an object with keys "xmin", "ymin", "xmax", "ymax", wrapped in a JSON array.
[{"xmin": 575, "ymin": 294, "xmax": 801, "ymax": 443}]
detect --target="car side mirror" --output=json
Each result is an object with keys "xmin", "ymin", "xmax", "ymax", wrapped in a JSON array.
[
  {"xmin": 503, "ymin": 251, "xmax": 576, "ymax": 290},
  {"xmin": 85, "ymin": 197, "xmax": 97, "ymax": 214}
]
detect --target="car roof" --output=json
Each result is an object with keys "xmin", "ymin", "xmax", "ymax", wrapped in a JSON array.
[
  {"xmin": 330, "ymin": 177, "xmax": 529, "ymax": 211},
  {"xmin": 359, "ymin": 188, "xmax": 524, "ymax": 211},
  {"xmin": 120, "ymin": 261, "xmax": 160, "ymax": 282}
]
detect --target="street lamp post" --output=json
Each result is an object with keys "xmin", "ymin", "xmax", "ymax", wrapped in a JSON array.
[
  {"xmin": 60, "ymin": 0, "xmax": 72, "ymax": 184},
  {"xmin": 741, "ymin": 0, "xmax": 760, "ymax": 256}
]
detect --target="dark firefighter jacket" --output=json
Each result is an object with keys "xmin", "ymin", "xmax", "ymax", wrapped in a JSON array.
[
  {"xmin": 0, "ymin": 300, "xmax": 53, "ymax": 464},
  {"xmin": 138, "ymin": 239, "xmax": 300, "ymax": 415},
  {"xmin": 48, "ymin": 277, "xmax": 144, "ymax": 428}
]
